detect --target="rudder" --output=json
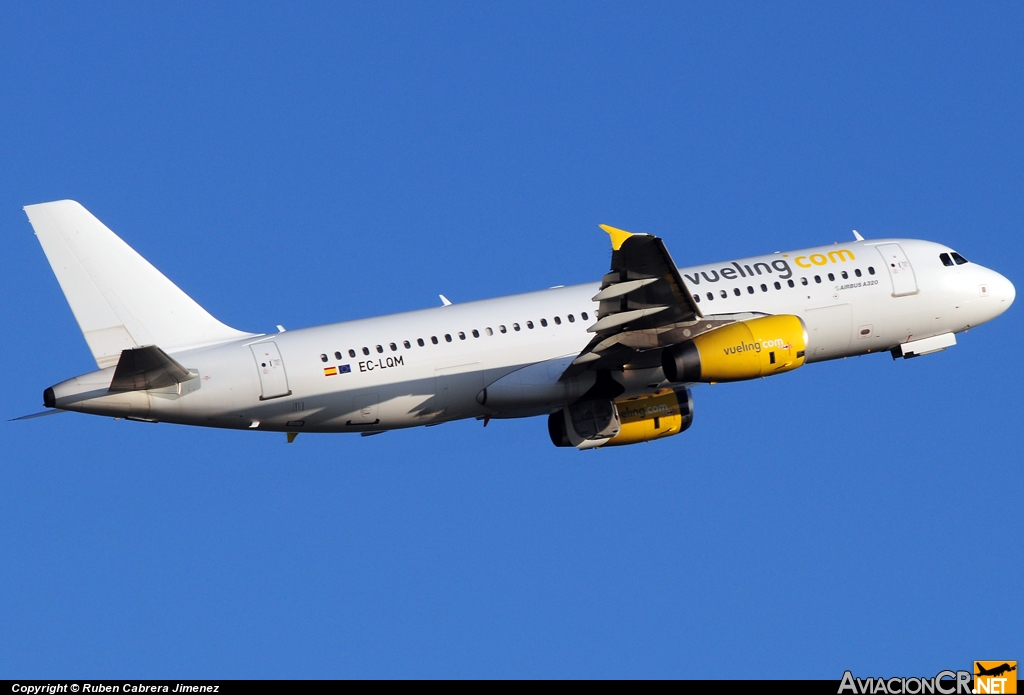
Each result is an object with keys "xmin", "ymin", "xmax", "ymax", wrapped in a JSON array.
[{"xmin": 25, "ymin": 200, "xmax": 252, "ymax": 368}]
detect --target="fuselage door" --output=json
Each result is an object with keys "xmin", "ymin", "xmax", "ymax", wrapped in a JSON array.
[
  {"xmin": 250, "ymin": 341, "xmax": 292, "ymax": 400},
  {"xmin": 876, "ymin": 243, "xmax": 918, "ymax": 297}
]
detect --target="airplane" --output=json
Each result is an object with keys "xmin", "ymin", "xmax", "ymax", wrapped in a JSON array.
[
  {"xmin": 976, "ymin": 663, "xmax": 1016, "ymax": 678},
  {"xmin": 20, "ymin": 200, "xmax": 1015, "ymax": 449}
]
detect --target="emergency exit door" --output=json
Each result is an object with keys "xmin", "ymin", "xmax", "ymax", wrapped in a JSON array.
[
  {"xmin": 250, "ymin": 342, "xmax": 292, "ymax": 400},
  {"xmin": 876, "ymin": 243, "xmax": 919, "ymax": 297}
]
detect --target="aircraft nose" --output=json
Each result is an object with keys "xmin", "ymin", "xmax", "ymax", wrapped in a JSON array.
[{"xmin": 989, "ymin": 270, "xmax": 1015, "ymax": 315}]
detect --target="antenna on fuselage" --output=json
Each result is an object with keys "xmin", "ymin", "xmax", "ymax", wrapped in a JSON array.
[
  {"xmin": 439, "ymin": 294, "xmax": 452, "ymax": 306},
  {"xmin": 852, "ymin": 230, "xmax": 865, "ymax": 241}
]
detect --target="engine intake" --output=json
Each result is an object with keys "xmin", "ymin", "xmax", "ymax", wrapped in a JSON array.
[{"xmin": 662, "ymin": 314, "xmax": 807, "ymax": 383}]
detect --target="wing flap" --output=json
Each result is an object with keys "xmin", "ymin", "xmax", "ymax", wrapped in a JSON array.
[
  {"xmin": 590, "ymin": 277, "xmax": 659, "ymax": 302},
  {"xmin": 563, "ymin": 227, "xmax": 702, "ymax": 378},
  {"xmin": 587, "ymin": 306, "xmax": 670, "ymax": 333}
]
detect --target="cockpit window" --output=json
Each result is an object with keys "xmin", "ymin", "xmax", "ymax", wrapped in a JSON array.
[
  {"xmin": 951, "ymin": 252, "xmax": 969, "ymax": 265},
  {"xmin": 939, "ymin": 253, "xmax": 954, "ymax": 267}
]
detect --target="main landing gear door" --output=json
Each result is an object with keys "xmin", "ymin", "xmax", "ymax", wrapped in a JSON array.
[
  {"xmin": 250, "ymin": 341, "xmax": 292, "ymax": 400},
  {"xmin": 876, "ymin": 243, "xmax": 919, "ymax": 297}
]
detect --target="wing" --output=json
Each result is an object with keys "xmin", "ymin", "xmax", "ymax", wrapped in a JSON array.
[{"xmin": 562, "ymin": 225, "xmax": 703, "ymax": 379}]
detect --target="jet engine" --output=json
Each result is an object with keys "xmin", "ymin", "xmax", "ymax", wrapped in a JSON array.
[
  {"xmin": 548, "ymin": 387, "xmax": 693, "ymax": 448},
  {"xmin": 662, "ymin": 314, "xmax": 807, "ymax": 383}
]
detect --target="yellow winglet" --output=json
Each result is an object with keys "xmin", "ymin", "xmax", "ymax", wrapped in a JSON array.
[{"xmin": 600, "ymin": 224, "xmax": 634, "ymax": 251}]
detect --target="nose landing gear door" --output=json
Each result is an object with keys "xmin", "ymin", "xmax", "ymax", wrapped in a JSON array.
[
  {"xmin": 250, "ymin": 342, "xmax": 292, "ymax": 400},
  {"xmin": 876, "ymin": 243, "xmax": 919, "ymax": 297}
]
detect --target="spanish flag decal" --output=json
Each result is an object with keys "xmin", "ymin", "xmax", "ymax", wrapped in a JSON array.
[{"xmin": 324, "ymin": 366, "xmax": 338, "ymax": 376}]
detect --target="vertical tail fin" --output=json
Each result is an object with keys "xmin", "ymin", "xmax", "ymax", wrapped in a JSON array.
[{"xmin": 25, "ymin": 200, "xmax": 252, "ymax": 368}]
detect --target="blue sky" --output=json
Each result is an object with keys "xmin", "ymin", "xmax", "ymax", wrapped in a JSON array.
[{"xmin": 1, "ymin": 2, "xmax": 1021, "ymax": 678}]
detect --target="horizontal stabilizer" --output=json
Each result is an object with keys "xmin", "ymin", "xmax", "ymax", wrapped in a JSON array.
[
  {"xmin": 109, "ymin": 345, "xmax": 193, "ymax": 392},
  {"xmin": 9, "ymin": 409, "xmax": 67, "ymax": 421}
]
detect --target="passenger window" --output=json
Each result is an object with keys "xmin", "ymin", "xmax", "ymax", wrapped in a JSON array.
[
  {"xmin": 472, "ymin": 329, "xmax": 480, "ymax": 337},
  {"xmin": 868, "ymin": 267, "xmax": 875, "ymax": 275},
  {"xmin": 389, "ymin": 342, "xmax": 397, "ymax": 351},
  {"xmin": 362, "ymin": 347, "xmax": 370, "ymax": 356},
  {"xmin": 855, "ymin": 269, "xmax": 862, "ymax": 277},
  {"xmin": 445, "ymin": 334, "xmax": 452, "ymax": 342},
  {"xmin": 431, "ymin": 336, "xmax": 439, "ymax": 344},
  {"xmin": 349, "ymin": 349, "xmax": 356, "ymax": 358},
  {"xmin": 694, "ymin": 294, "xmax": 701, "ymax": 303},
  {"xmin": 828, "ymin": 273, "xmax": 835, "ymax": 281},
  {"xmin": 320, "ymin": 354, "xmax": 328, "ymax": 363},
  {"xmin": 747, "ymin": 286, "xmax": 754, "ymax": 294},
  {"xmin": 581, "ymin": 312, "xmax": 589, "ymax": 320},
  {"xmin": 540, "ymin": 318, "xmax": 548, "ymax": 327},
  {"xmin": 801, "ymin": 277, "xmax": 808, "ymax": 286},
  {"xmin": 707, "ymin": 292, "xmax": 714, "ymax": 301},
  {"xmin": 458, "ymin": 331, "xmax": 466, "ymax": 340},
  {"xmin": 376, "ymin": 345, "xmax": 384, "ymax": 353},
  {"xmin": 513, "ymin": 323, "xmax": 521, "ymax": 331},
  {"xmin": 733, "ymin": 288, "xmax": 741, "ymax": 296},
  {"xmin": 499, "ymin": 325, "xmax": 507, "ymax": 333},
  {"xmin": 554, "ymin": 316, "xmax": 561, "ymax": 325},
  {"xmin": 761, "ymin": 284, "xmax": 768, "ymax": 292},
  {"xmin": 951, "ymin": 252, "xmax": 969, "ymax": 265},
  {"xmin": 814, "ymin": 275, "xmax": 821, "ymax": 283},
  {"xmin": 334, "ymin": 351, "xmax": 342, "ymax": 360},
  {"xmin": 787, "ymin": 279, "xmax": 794, "ymax": 288},
  {"xmin": 403, "ymin": 340, "xmax": 411, "ymax": 349},
  {"xmin": 720, "ymin": 289, "xmax": 727, "ymax": 299},
  {"xmin": 841, "ymin": 271, "xmax": 848, "ymax": 280},
  {"xmin": 417, "ymin": 338, "xmax": 425, "ymax": 347},
  {"xmin": 485, "ymin": 327, "xmax": 493, "ymax": 336},
  {"xmin": 567, "ymin": 314, "xmax": 575, "ymax": 323},
  {"xmin": 527, "ymin": 321, "xmax": 535, "ymax": 329},
  {"xmin": 774, "ymin": 281, "xmax": 781, "ymax": 290}
]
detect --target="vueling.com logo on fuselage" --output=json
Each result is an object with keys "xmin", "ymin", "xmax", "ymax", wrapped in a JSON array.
[
  {"xmin": 682, "ymin": 249, "xmax": 855, "ymax": 286},
  {"xmin": 723, "ymin": 338, "xmax": 788, "ymax": 355},
  {"xmin": 794, "ymin": 249, "xmax": 856, "ymax": 268}
]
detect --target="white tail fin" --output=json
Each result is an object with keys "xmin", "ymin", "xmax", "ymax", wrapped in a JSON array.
[{"xmin": 25, "ymin": 200, "xmax": 253, "ymax": 368}]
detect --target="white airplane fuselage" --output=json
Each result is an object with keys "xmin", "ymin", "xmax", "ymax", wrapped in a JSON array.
[{"xmin": 47, "ymin": 237, "xmax": 1014, "ymax": 435}]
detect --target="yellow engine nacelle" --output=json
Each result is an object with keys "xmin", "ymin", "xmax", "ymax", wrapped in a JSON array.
[
  {"xmin": 662, "ymin": 315, "xmax": 807, "ymax": 383},
  {"xmin": 548, "ymin": 387, "xmax": 694, "ymax": 448},
  {"xmin": 605, "ymin": 387, "xmax": 694, "ymax": 447}
]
